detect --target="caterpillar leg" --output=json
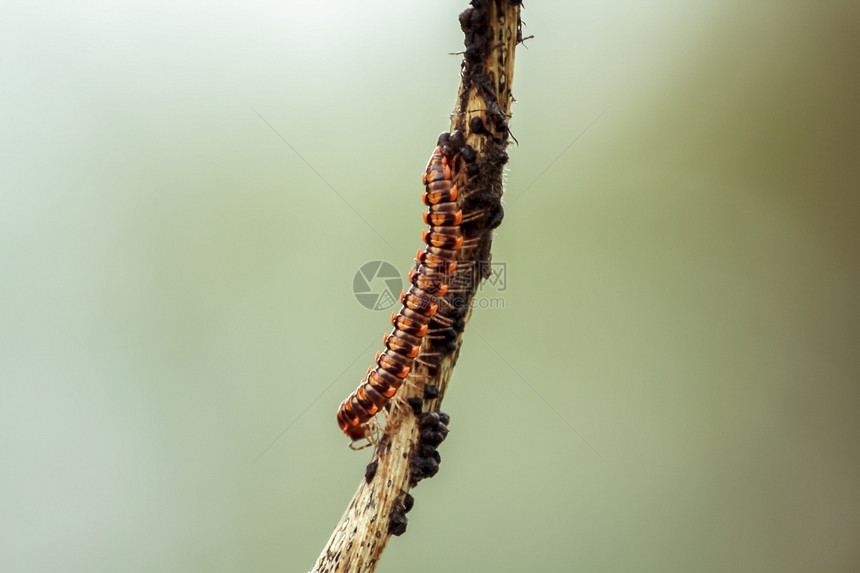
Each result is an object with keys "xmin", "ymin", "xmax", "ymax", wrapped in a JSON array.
[
  {"xmin": 430, "ymin": 313, "xmax": 454, "ymax": 327},
  {"xmin": 415, "ymin": 353, "xmax": 441, "ymax": 368},
  {"xmin": 425, "ymin": 333, "xmax": 453, "ymax": 341},
  {"xmin": 459, "ymin": 210, "xmax": 485, "ymax": 224},
  {"xmin": 348, "ymin": 437, "xmax": 374, "ymax": 451},
  {"xmin": 348, "ymin": 417, "xmax": 382, "ymax": 450}
]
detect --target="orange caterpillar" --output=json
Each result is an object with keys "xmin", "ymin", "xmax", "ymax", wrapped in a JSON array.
[{"xmin": 336, "ymin": 147, "xmax": 462, "ymax": 442}]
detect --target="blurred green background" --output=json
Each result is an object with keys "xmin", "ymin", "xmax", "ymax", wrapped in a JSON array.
[{"xmin": 2, "ymin": 1, "xmax": 858, "ymax": 571}]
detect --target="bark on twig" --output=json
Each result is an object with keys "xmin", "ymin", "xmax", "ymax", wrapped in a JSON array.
[{"xmin": 311, "ymin": 2, "xmax": 521, "ymax": 571}]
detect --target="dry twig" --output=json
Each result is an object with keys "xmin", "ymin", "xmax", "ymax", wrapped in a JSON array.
[{"xmin": 311, "ymin": 2, "xmax": 522, "ymax": 571}]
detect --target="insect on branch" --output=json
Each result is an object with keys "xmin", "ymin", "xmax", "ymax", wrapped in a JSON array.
[{"xmin": 311, "ymin": 2, "xmax": 522, "ymax": 571}]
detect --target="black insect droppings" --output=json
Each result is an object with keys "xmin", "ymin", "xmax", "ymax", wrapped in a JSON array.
[
  {"xmin": 448, "ymin": 129, "xmax": 466, "ymax": 152},
  {"xmin": 420, "ymin": 429, "xmax": 448, "ymax": 447},
  {"xmin": 389, "ymin": 513, "xmax": 408, "ymax": 536},
  {"xmin": 461, "ymin": 145, "xmax": 477, "ymax": 163},
  {"xmin": 486, "ymin": 204, "xmax": 504, "ymax": 230},
  {"xmin": 406, "ymin": 397, "xmax": 423, "ymax": 415},
  {"xmin": 388, "ymin": 492, "xmax": 415, "ymax": 537},
  {"xmin": 409, "ymin": 410, "xmax": 451, "ymax": 486},
  {"xmin": 469, "ymin": 116, "xmax": 488, "ymax": 135},
  {"xmin": 416, "ymin": 443, "xmax": 442, "ymax": 463},
  {"xmin": 364, "ymin": 460, "xmax": 378, "ymax": 483},
  {"xmin": 411, "ymin": 456, "xmax": 439, "ymax": 481},
  {"xmin": 443, "ymin": 337, "xmax": 459, "ymax": 353}
]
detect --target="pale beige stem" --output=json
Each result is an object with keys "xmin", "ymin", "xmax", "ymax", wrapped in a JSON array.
[{"xmin": 311, "ymin": 3, "xmax": 521, "ymax": 571}]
